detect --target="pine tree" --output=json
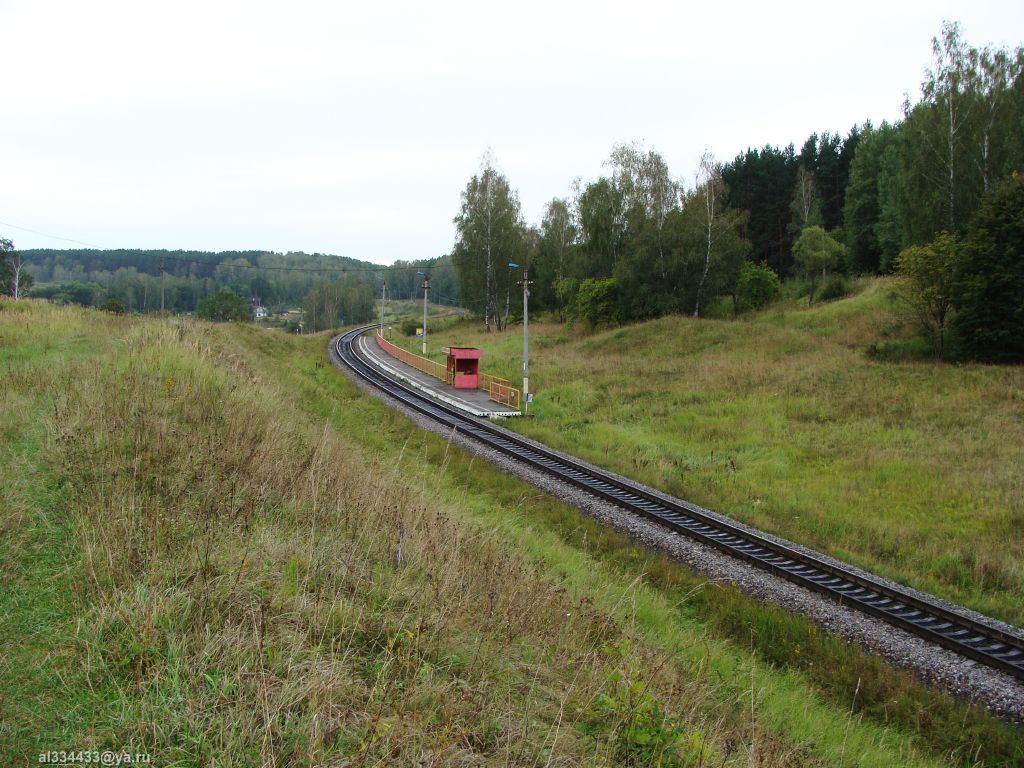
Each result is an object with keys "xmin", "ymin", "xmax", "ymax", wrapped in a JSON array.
[{"xmin": 954, "ymin": 175, "xmax": 1024, "ymax": 362}]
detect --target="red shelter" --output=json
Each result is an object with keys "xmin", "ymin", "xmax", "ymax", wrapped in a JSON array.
[{"xmin": 443, "ymin": 346, "xmax": 482, "ymax": 389}]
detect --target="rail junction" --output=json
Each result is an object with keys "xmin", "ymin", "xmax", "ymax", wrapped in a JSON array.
[{"xmin": 334, "ymin": 324, "xmax": 1024, "ymax": 685}]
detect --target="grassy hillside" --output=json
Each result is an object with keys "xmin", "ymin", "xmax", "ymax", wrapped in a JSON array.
[
  {"xmin": 2, "ymin": 298, "xmax": 1021, "ymax": 766},
  {"xmin": 392, "ymin": 279, "xmax": 1024, "ymax": 627}
]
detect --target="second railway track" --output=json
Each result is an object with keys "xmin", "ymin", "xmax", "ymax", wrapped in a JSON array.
[{"xmin": 334, "ymin": 324, "xmax": 1024, "ymax": 684}]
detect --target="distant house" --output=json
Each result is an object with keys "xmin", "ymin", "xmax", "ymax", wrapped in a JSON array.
[{"xmin": 249, "ymin": 295, "xmax": 268, "ymax": 319}]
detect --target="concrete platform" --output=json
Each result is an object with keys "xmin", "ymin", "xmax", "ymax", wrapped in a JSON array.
[{"xmin": 357, "ymin": 334, "xmax": 522, "ymax": 418}]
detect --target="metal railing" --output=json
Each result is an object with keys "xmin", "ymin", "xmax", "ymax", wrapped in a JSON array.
[
  {"xmin": 376, "ymin": 333, "xmax": 451, "ymax": 384},
  {"xmin": 376, "ymin": 331, "xmax": 522, "ymax": 410},
  {"xmin": 479, "ymin": 373, "xmax": 520, "ymax": 408},
  {"xmin": 488, "ymin": 380, "xmax": 521, "ymax": 410}
]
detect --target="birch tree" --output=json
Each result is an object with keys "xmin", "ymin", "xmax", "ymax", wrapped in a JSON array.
[
  {"xmin": 540, "ymin": 198, "xmax": 576, "ymax": 281},
  {"xmin": 898, "ymin": 23, "xmax": 1023, "ymax": 245},
  {"xmin": 918, "ymin": 21, "xmax": 977, "ymax": 232},
  {"xmin": 452, "ymin": 152, "xmax": 525, "ymax": 331},
  {"xmin": 575, "ymin": 177, "xmax": 625, "ymax": 279},
  {"xmin": 973, "ymin": 46, "xmax": 1020, "ymax": 194},
  {"xmin": 789, "ymin": 165, "xmax": 822, "ymax": 232},
  {"xmin": 0, "ymin": 239, "xmax": 30, "ymax": 299},
  {"xmin": 689, "ymin": 152, "xmax": 750, "ymax": 317},
  {"xmin": 608, "ymin": 143, "xmax": 678, "ymax": 277},
  {"xmin": 533, "ymin": 197, "xmax": 578, "ymax": 313},
  {"xmin": 9, "ymin": 250, "xmax": 27, "ymax": 299}
]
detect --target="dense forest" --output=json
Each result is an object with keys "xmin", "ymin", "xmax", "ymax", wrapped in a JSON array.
[
  {"xmin": 7, "ymin": 247, "xmax": 459, "ymax": 331},
  {"xmin": 451, "ymin": 22, "xmax": 1024, "ymax": 360}
]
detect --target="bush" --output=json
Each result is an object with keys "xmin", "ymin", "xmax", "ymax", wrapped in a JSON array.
[
  {"xmin": 567, "ymin": 277, "xmax": 618, "ymax": 329},
  {"xmin": 865, "ymin": 336, "xmax": 934, "ymax": 362},
  {"xmin": 580, "ymin": 664, "xmax": 715, "ymax": 767},
  {"xmin": 400, "ymin": 318, "xmax": 420, "ymax": 337},
  {"xmin": 818, "ymin": 275, "xmax": 850, "ymax": 302},
  {"xmin": 896, "ymin": 233, "xmax": 962, "ymax": 360},
  {"xmin": 554, "ymin": 277, "xmax": 580, "ymax": 320},
  {"xmin": 734, "ymin": 262, "xmax": 780, "ymax": 312},
  {"xmin": 30, "ymin": 281, "xmax": 102, "ymax": 307},
  {"xmin": 792, "ymin": 226, "xmax": 844, "ymax": 303},
  {"xmin": 99, "ymin": 298, "xmax": 126, "ymax": 315},
  {"xmin": 196, "ymin": 289, "xmax": 249, "ymax": 322},
  {"xmin": 953, "ymin": 175, "xmax": 1024, "ymax": 363}
]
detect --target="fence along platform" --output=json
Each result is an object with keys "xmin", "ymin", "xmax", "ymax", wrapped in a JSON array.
[{"xmin": 375, "ymin": 333, "xmax": 521, "ymax": 410}]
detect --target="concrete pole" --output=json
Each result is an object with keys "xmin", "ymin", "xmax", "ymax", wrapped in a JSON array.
[
  {"xmin": 522, "ymin": 270, "xmax": 530, "ymax": 415},
  {"xmin": 380, "ymin": 281, "xmax": 386, "ymax": 335},
  {"xmin": 422, "ymin": 276, "xmax": 429, "ymax": 355}
]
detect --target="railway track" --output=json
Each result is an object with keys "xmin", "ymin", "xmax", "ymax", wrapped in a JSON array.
[{"xmin": 335, "ymin": 325, "xmax": 1024, "ymax": 682}]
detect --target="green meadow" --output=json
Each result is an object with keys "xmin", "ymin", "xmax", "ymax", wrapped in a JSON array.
[
  {"xmin": 1, "ymin": 298, "xmax": 1021, "ymax": 766},
  {"xmin": 390, "ymin": 279, "xmax": 1024, "ymax": 628}
]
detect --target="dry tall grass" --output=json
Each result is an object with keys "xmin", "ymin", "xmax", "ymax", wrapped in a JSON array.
[
  {"xmin": 37, "ymin": 318, "xmax": 753, "ymax": 766},
  {"xmin": 5, "ymin": 300, "xmax": 989, "ymax": 767}
]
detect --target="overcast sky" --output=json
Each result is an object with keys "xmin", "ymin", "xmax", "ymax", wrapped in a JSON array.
[{"xmin": 3, "ymin": 1, "xmax": 1022, "ymax": 265}]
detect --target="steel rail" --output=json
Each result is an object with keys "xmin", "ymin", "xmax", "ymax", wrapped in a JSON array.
[{"xmin": 334, "ymin": 325, "xmax": 1024, "ymax": 681}]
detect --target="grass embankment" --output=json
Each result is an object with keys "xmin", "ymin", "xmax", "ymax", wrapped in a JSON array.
[
  {"xmin": 1, "ymin": 298, "xmax": 1019, "ymax": 766},
  {"xmin": 391, "ymin": 279, "xmax": 1024, "ymax": 628}
]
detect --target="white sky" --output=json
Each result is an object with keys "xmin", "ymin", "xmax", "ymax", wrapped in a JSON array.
[{"xmin": 3, "ymin": 1, "xmax": 1022, "ymax": 265}]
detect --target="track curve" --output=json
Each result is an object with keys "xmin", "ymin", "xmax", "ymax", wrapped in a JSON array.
[{"xmin": 334, "ymin": 324, "xmax": 1024, "ymax": 682}]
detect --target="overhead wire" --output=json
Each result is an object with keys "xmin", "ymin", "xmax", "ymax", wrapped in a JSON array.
[
  {"xmin": 0, "ymin": 218, "xmax": 453, "ymax": 277},
  {"xmin": 0, "ymin": 219, "xmax": 103, "ymax": 248}
]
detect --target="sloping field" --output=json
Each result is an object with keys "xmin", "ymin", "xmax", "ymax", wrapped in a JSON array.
[
  {"xmin": 393, "ymin": 280, "xmax": 1024, "ymax": 627},
  {"xmin": 2, "ymin": 298, "xmax": 1021, "ymax": 766}
]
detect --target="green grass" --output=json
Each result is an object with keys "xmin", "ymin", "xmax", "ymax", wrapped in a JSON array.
[
  {"xmin": 227, "ymin": 321, "xmax": 1021, "ymax": 765},
  {"xmin": 0, "ymin": 306, "xmax": 128, "ymax": 752},
  {"xmin": 2, "ymin": 298, "xmax": 1021, "ymax": 766},
  {"xmin": 386, "ymin": 279, "xmax": 1024, "ymax": 629}
]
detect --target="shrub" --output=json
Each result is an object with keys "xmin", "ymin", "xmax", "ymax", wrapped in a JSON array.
[
  {"xmin": 196, "ymin": 289, "xmax": 249, "ymax": 322},
  {"xmin": 400, "ymin": 318, "xmax": 420, "ymax": 336},
  {"xmin": 568, "ymin": 277, "xmax": 618, "ymax": 329},
  {"xmin": 896, "ymin": 232, "xmax": 962, "ymax": 360},
  {"xmin": 818, "ymin": 275, "xmax": 850, "ymax": 302},
  {"xmin": 30, "ymin": 281, "xmax": 102, "ymax": 307},
  {"xmin": 554, "ymin": 277, "xmax": 580, "ymax": 320},
  {"xmin": 99, "ymin": 298, "xmax": 126, "ymax": 315},
  {"xmin": 735, "ymin": 262, "xmax": 780, "ymax": 312},
  {"xmin": 580, "ymin": 665, "xmax": 714, "ymax": 767},
  {"xmin": 792, "ymin": 226, "xmax": 844, "ymax": 304},
  {"xmin": 865, "ymin": 336, "xmax": 934, "ymax": 362}
]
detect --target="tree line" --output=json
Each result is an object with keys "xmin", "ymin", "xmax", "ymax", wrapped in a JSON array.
[
  {"xmin": 451, "ymin": 22, "xmax": 1024, "ymax": 361},
  {"xmin": 8, "ymin": 246, "xmax": 460, "ymax": 328}
]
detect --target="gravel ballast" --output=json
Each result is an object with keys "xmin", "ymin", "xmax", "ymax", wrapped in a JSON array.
[{"xmin": 329, "ymin": 335, "xmax": 1024, "ymax": 724}]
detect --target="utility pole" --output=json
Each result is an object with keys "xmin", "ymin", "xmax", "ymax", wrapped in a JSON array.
[
  {"xmin": 509, "ymin": 262, "xmax": 531, "ymax": 415},
  {"xmin": 421, "ymin": 274, "xmax": 430, "ymax": 354},
  {"xmin": 520, "ymin": 269, "xmax": 532, "ymax": 414},
  {"xmin": 160, "ymin": 255, "xmax": 166, "ymax": 315},
  {"xmin": 380, "ymin": 280, "xmax": 387, "ymax": 335}
]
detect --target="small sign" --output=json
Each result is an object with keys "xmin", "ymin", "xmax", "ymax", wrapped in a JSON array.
[{"xmin": 415, "ymin": 327, "xmax": 423, "ymax": 337}]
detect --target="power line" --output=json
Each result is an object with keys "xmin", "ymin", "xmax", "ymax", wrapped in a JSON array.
[
  {"xmin": 0, "ymin": 219, "xmax": 103, "ymax": 248},
  {"xmin": 0, "ymin": 218, "xmax": 452, "ymax": 276}
]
